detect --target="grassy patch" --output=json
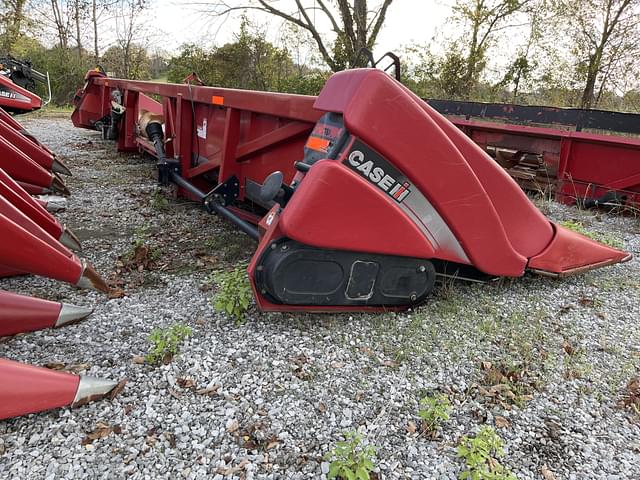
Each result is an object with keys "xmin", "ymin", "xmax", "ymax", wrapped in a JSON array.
[{"xmin": 560, "ymin": 220, "xmax": 624, "ymax": 248}]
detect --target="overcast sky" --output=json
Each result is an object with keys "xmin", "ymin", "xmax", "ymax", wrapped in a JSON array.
[{"xmin": 151, "ymin": 1, "xmax": 456, "ymax": 56}]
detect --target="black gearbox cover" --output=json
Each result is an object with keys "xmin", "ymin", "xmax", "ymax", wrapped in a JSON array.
[{"xmin": 254, "ymin": 240, "xmax": 436, "ymax": 306}]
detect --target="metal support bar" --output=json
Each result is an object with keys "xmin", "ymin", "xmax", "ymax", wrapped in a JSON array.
[{"xmin": 170, "ymin": 172, "xmax": 259, "ymax": 241}]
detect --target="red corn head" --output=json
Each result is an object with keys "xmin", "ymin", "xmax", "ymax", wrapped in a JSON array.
[
  {"xmin": 0, "ymin": 107, "xmax": 54, "ymax": 155},
  {"xmin": 0, "ymin": 119, "xmax": 71, "ymax": 175},
  {"xmin": 0, "ymin": 192, "xmax": 72, "ymax": 256},
  {"xmin": 0, "ymin": 169, "xmax": 81, "ymax": 250},
  {"xmin": 15, "ymin": 180, "xmax": 52, "ymax": 195},
  {"xmin": 0, "ymin": 212, "xmax": 109, "ymax": 292},
  {"xmin": 0, "ymin": 136, "xmax": 69, "ymax": 195},
  {"xmin": 0, "ymin": 358, "xmax": 118, "ymax": 420},
  {"xmin": 0, "ymin": 290, "xmax": 93, "ymax": 336}
]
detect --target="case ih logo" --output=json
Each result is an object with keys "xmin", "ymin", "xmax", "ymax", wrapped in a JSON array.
[
  {"xmin": 345, "ymin": 146, "xmax": 411, "ymax": 203},
  {"xmin": 0, "ymin": 90, "xmax": 17, "ymax": 99}
]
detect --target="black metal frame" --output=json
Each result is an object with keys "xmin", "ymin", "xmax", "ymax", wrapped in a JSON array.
[{"xmin": 425, "ymin": 99, "xmax": 640, "ymax": 134}]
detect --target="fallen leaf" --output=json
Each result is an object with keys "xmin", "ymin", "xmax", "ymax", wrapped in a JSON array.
[
  {"xmin": 164, "ymin": 432, "xmax": 177, "ymax": 448},
  {"xmin": 266, "ymin": 439, "xmax": 279, "ymax": 450},
  {"xmin": 495, "ymin": 416, "xmax": 511, "ymax": 428},
  {"xmin": 108, "ymin": 287, "xmax": 125, "ymax": 299},
  {"xmin": 176, "ymin": 377, "xmax": 195, "ymax": 389},
  {"xmin": 82, "ymin": 421, "xmax": 116, "ymax": 445},
  {"xmin": 380, "ymin": 359, "xmax": 398, "ymax": 368},
  {"xmin": 132, "ymin": 355, "xmax": 145, "ymax": 364},
  {"xmin": 108, "ymin": 379, "xmax": 127, "ymax": 400},
  {"xmin": 65, "ymin": 363, "xmax": 91, "ymax": 374},
  {"xmin": 318, "ymin": 402, "xmax": 327, "ymax": 414},
  {"xmin": 44, "ymin": 361, "xmax": 65, "ymax": 370},
  {"xmin": 562, "ymin": 339, "xmax": 576, "ymax": 356},
  {"xmin": 407, "ymin": 420, "xmax": 417, "ymax": 434},
  {"xmin": 226, "ymin": 420, "xmax": 239, "ymax": 433},
  {"xmin": 559, "ymin": 305, "xmax": 573, "ymax": 315},
  {"xmin": 541, "ymin": 464, "xmax": 557, "ymax": 480},
  {"xmin": 481, "ymin": 361, "xmax": 493, "ymax": 371},
  {"xmin": 290, "ymin": 354, "xmax": 308, "ymax": 365},
  {"xmin": 196, "ymin": 385, "xmax": 219, "ymax": 396}
]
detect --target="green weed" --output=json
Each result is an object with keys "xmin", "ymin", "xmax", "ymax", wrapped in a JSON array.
[
  {"xmin": 457, "ymin": 426, "xmax": 517, "ymax": 480},
  {"xmin": 213, "ymin": 266, "xmax": 253, "ymax": 324},
  {"xmin": 146, "ymin": 323, "xmax": 192, "ymax": 365},
  {"xmin": 325, "ymin": 431, "xmax": 377, "ymax": 480},
  {"xmin": 418, "ymin": 394, "xmax": 452, "ymax": 436}
]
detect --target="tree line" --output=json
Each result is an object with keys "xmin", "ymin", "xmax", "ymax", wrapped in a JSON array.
[{"xmin": 1, "ymin": 0, "xmax": 639, "ymax": 112}]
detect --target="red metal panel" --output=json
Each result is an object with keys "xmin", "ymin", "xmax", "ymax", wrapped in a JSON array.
[
  {"xmin": 529, "ymin": 224, "xmax": 630, "ymax": 275},
  {"xmin": 0, "ymin": 212, "xmax": 83, "ymax": 285},
  {"xmin": 0, "ymin": 177, "xmax": 64, "ymax": 240},
  {"xmin": 448, "ymin": 118, "xmax": 640, "ymax": 207},
  {"xmin": 279, "ymin": 160, "xmax": 438, "ymax": 259},
  {"xmin": 0, "ymin": 359, "xmax": 79, "ymax": 420},
  {"xmin": 0, "ymin": 75, "xmax": 42, "ymax": 113},
  {"xmin": 0, "ymin": 119, "xmax": 56, "ymax": 171},
  {"xmin": 0, "ymin": 193, "xmax": 71, "ymax": 256},
  {"xmin": 0, "ymin": 135, "xmax": 55, "ymax": 188},
  {"xmin": 0, "ymin": 290, "xmax": 62, "ymax": 336},
  {"xmin": 413, "ymin": 94, "xmax": 554, "ymax": 258},
  {"xmin": 317, "ymin": 69, "xmax": 527, "ymax": 277}
]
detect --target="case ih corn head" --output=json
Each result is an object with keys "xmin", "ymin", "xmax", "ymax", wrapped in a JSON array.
[
  {"xmin": 0, "ymin": 65, "xmax": 634, "ymax": 421},
  {"xmin": 0, "ymin": 98, "xmax": 117, "ymax": 419},
  {"xmin": 71, "ymin": 67, "xmax": 631, "ymax": 312},
  {"xmin": 0, "ymin": 56, "xmax": 50, "ymax": 114}
]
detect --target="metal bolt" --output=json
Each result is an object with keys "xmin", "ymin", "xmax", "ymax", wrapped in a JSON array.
[
  {"xmin": 410, "ymin": 293, "xmax": 417, "ymax": 302},
  {"xmin": 261, "ymin": 289, "xmax": 267, "ymax": 295},
  {"xmin": 256, "ymin": 265, "xmax": 264, "ymax": 272},
  {"xmin": 417, "ymin": 265, "xmax": 426, "ymax": 273},
  {"xmin": 281, "ymin": 245, "xmax": 289, "ymax": 251},
  {"xmin": 271, "ymin": 243, "xmax": 277, "ymax": 249}
]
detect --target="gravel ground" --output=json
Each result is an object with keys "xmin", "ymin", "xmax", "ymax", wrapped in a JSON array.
[{"xmin": 0, "ymin": 114, "xmax": 639, "ymax": 480}]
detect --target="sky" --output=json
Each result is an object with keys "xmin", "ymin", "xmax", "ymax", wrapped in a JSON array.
[{"xmin": 150, "ymin": 1, "xmax": 456, "ymax": 57}]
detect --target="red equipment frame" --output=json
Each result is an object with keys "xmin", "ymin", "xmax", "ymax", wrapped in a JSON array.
[
  {"xmin": 0, "ymin": 74, "xmax": 42, "ymax": 113},
  {"xmin": 73, "ymin": 70, "xmax": 321, "ymax": 204},
  {"xmin": 451, "ymin": 118, "xmax": 640, "ymax": 210},
  {"xmin": 71, "ymin": 68, "xmax": 631, "ymax": 313}
]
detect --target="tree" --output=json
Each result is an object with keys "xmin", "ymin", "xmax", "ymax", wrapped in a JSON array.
[
  {"xmin": 49, "ymin": 0, "xmax": 70, "ymax": 48},
  {"xmin": 112, "ymin": 0, "xmax": 150, "ymax": 78},
  {"xmin": 553, "ymin": 0, "xmax": 640, "ymax": 109},
  {"xmin": 449, "ymin": 0, "xmax": 532, "ymax": 98},
  {"xmin": 101, "ymin": 43, "xmax": 149, "ymax": 78},
  {"xmin": 168, "ymin": 18, "xmax": 328, "ymax": 94},
  {"xmin": 0, "ymin": 0, "xmax": 28, "ymax": 53},
  {"xmin": 199, "ymin": 0, "xmax": 394, "ymax": 71}
]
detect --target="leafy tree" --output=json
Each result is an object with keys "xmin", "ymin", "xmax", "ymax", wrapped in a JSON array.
[
  {"xmin": 202, "ymin": 0, "xmax": 394, "ymax": 71},
  {"xmin": 552, "ymin": 0, "xmax": 640, "ymax": 109},
  {"xmin": 0, "ymin": 0, "xmax": 28, "ymax": 53},
  {"xmin": 101, "ymin": 44, "xmax": 150, "ymax": 79},
  {"xmin": 168, "ymin": 18, "xmax": 328, "ymax": 94},
  {"xmin": 449, "ymin": 0, "xmax": 533, "ymax": 98}
]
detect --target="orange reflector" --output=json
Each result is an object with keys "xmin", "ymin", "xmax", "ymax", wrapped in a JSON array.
[
  {"xmin": 306, "ymin": 136, "xmax": 330, "ymax": 152},
  {"xmin": 212, "ymin": 95, "xmax": 224, "ymax": 105}
]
